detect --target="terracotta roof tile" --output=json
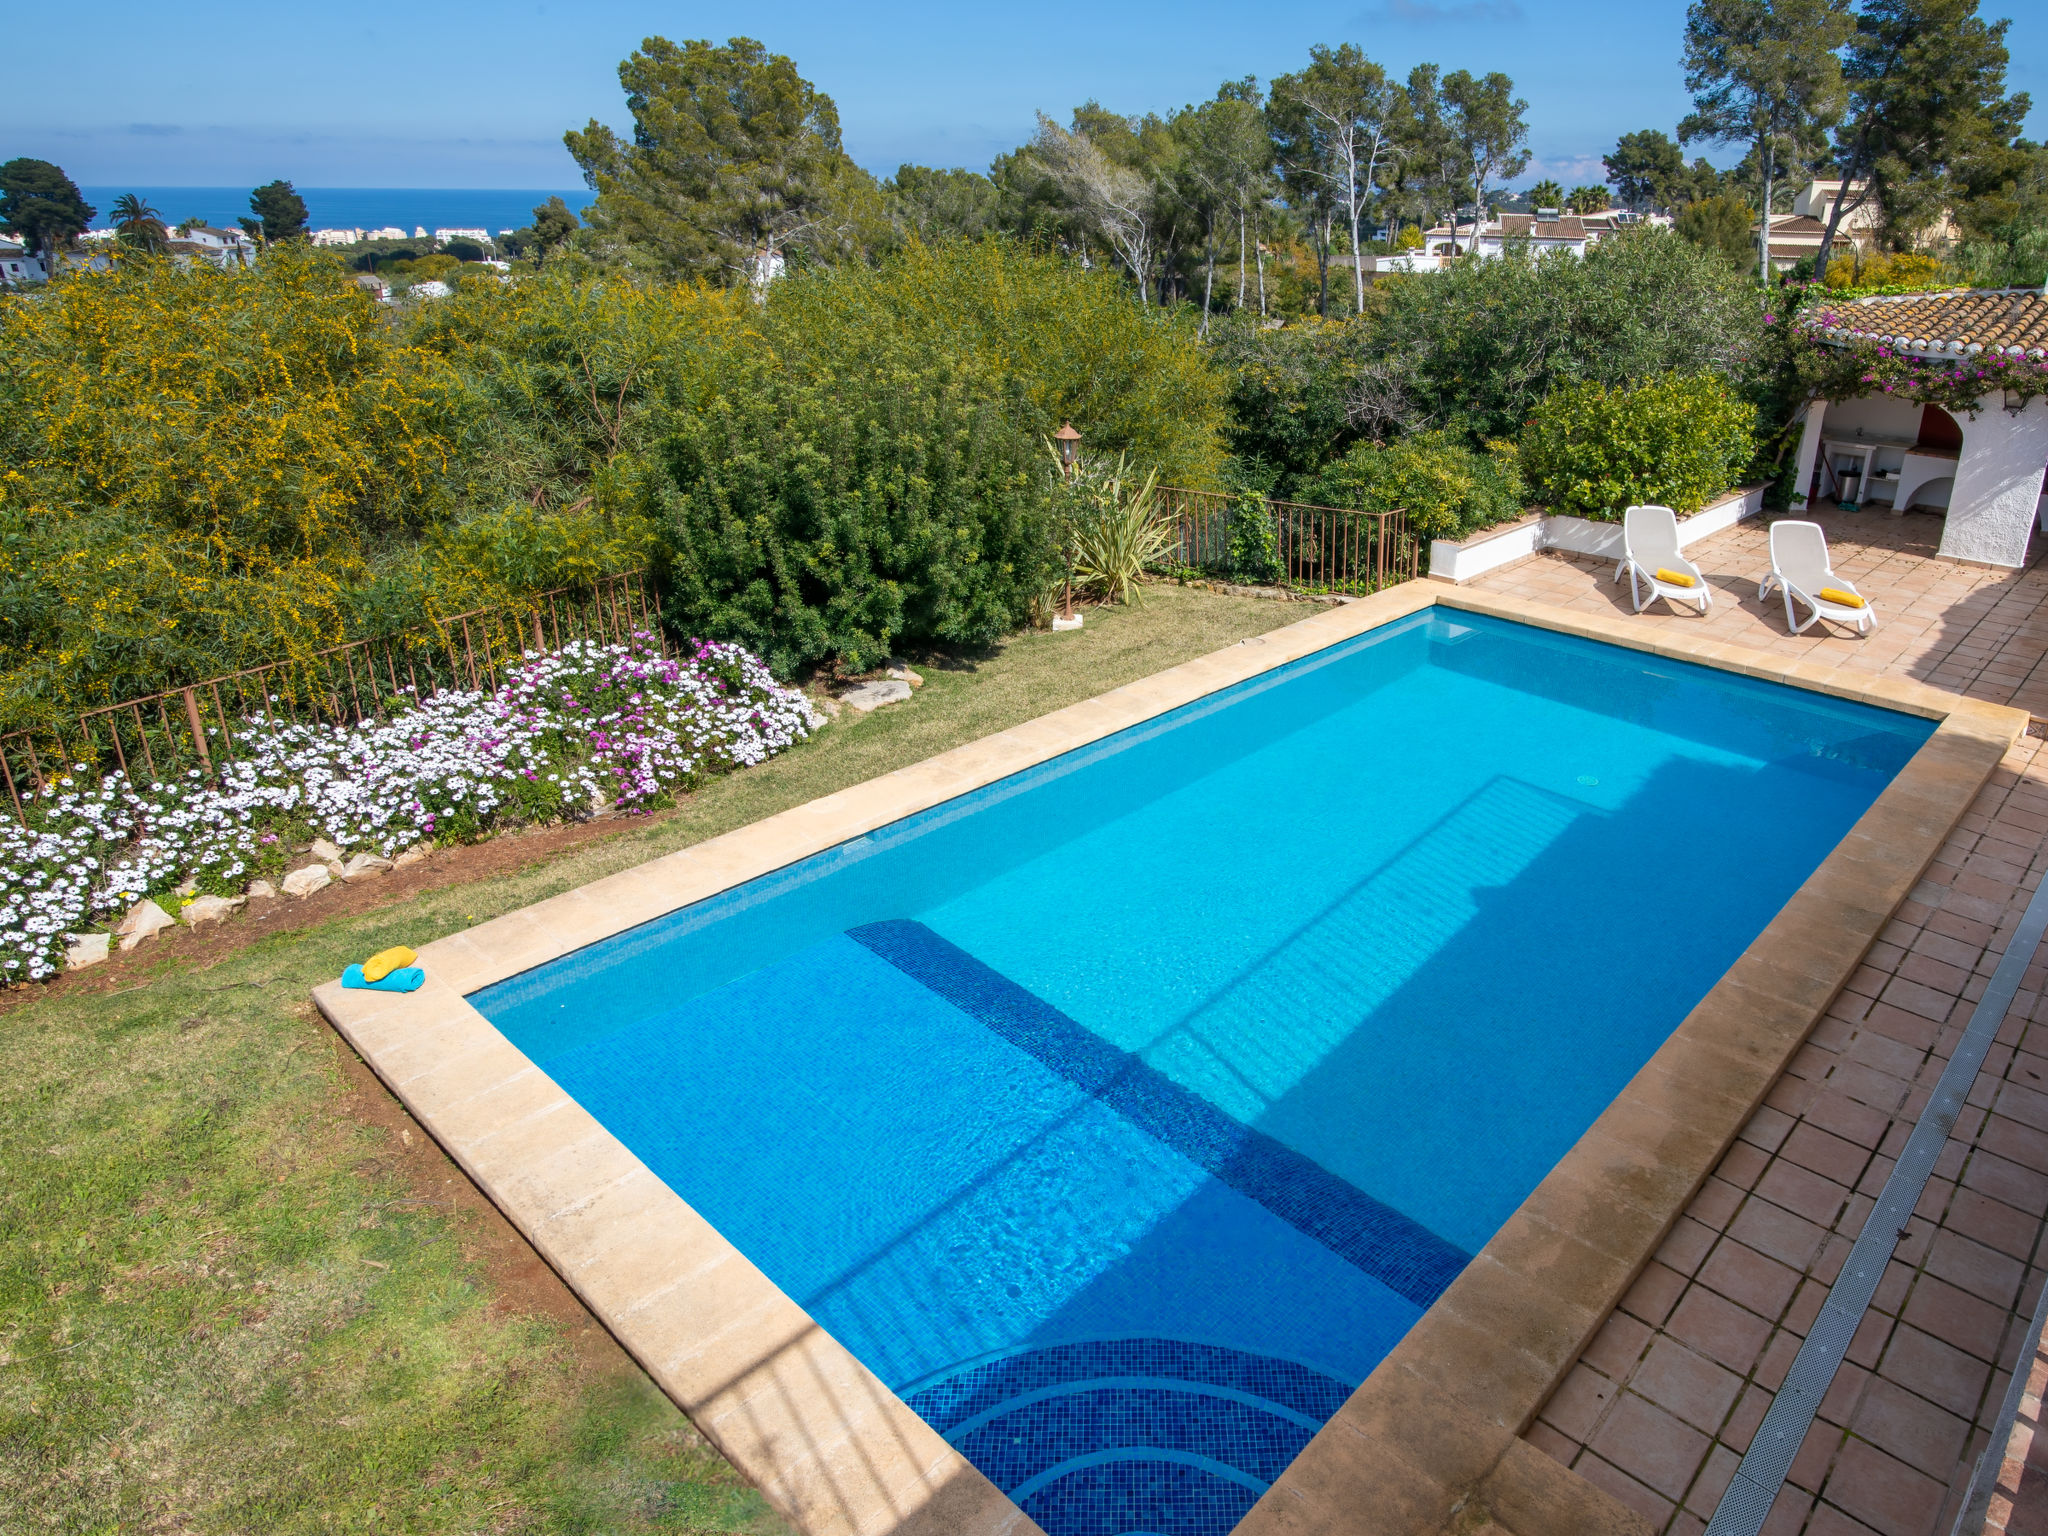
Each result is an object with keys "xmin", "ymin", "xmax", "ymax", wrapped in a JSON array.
[{"xmin": 1810, "ymin": 290, "xmax": 2048, "ymax": 356}]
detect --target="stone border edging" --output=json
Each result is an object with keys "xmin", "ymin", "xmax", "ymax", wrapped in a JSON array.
[
  {"xmin": 1428, "ymin": 485, "xmax": 1770, "ymax": 586},
  {"xmin": 313, "ymin": 582, "xmax": 2022, "ymax": 1536}
]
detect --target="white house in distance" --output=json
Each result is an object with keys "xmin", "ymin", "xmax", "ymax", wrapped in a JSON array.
[
  {"xmin": 168, "ymin": 224, "xmax": 254, "ymax": 268},
  {"xmin": 1790, "ymin": 290, "xmax": 2048, "ymax": 567},
  {"xmin": 1362, "ymin": 208, "xmax": 1657, "ymax": 277},
  {"xmin": 0, "ymin": 236, "xmax": 47, "ymax": 284}
]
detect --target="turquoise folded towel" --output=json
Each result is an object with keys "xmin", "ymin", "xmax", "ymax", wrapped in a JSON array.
[{"xmin": 343, "ymin": 963, "xmax": 424, "ymax": 992}]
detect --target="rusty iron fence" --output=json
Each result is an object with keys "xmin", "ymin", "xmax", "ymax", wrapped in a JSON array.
[
  {"xmin": 0, "ymin": 569, "xmax": 661, "ymax": 819},
  {"xmin": 1154, "ymin": 487, "xmax": 1424, "ymax": 595}
]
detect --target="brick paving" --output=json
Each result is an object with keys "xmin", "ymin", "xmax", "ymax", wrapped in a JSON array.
[
  {"xmin": 1485, "ymin": 518, "xmax": 2048, "ymax": 1535},
  {"xmin": 1468, "ymin": 509, "xmax": 2048, "ymax": 718}
]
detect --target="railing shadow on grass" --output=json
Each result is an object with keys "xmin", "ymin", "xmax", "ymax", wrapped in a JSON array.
[
  {"xmin": 0, "ymin": 570, "xmax": 661, "ymax": 820},
  {"xmin": 1154, "ymin": 487, "xmax": 1425, "ymax": 597}
]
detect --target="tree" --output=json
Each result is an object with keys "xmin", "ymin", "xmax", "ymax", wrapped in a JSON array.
[
  {"xmin": 1681, "ymin": 0, "xmax": 1854, "ymax": 280},
  {"xmin": 1604, "ymin": 129, "xmax": 1688, "ymax": 209},
  {"xmin": 564, "ymin": 36, "xmax": 875, "ymax": 282},
  {"xmin": 109, "ymin": 193, "xmax": 167, "ymax": 254},
  {"xmin": 531, "ymin": 196, "xmax": 578, "ymax": 264},
  {"xmin": 1390, "ymin": 65, "xmax": 1470, "ymax": 238},
  {"xmin": 1809, "ymin": 0, "xmax": 2028, "ymax": 282},
  {"xmin": 885, "ymin": 165, "xmax": 1002, "ymax": 241},
  {"xmin": 0, "ymin": 159, "xmax": 95, "ymax": 262},
  {"xmin": 1173, "ymin": 92, "xmax": 1275, "ymax": 331},
  {"xmin": 1528, "ymin": 178, "xmax": 1565, "ymax": 208},
  {"xmin": 248, "ymin": 180, "xmax": 309, "ymax": 244},
  {"xmin": 1677, "ymin": 192, "xmax": 1759, "ymax": 268},
  {"xmin": 1271, "ymin": 45, "xmax": 1403, "ymax": 316},
  {"xmin": 1030, "ymin": 113, "xmax": 1160, "ymax": 303},
  {"xmin": 1568, "ymin": 185, "xmax": 1609, "ymax": 213},
  {"xmin": 1441, "ymin": 69, "xmax": 1531, "ymax": 221}
]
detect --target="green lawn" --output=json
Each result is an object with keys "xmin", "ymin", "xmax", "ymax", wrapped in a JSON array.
[{"xmin": 0, "ymin": 586, "xmax": 1298, "ymax": 1536}]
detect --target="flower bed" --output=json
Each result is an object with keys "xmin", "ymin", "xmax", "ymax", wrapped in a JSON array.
[{"xmin": 0, "ymin": 633, "xmax": 819, "ymax": 982}]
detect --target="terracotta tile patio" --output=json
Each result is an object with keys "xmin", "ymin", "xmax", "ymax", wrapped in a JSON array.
[
  {"xmin": 1468, "ymin": 508, "xmax": 2048, "ymax": 718},
  {"xmin": 1486, "ymin": 516, "xmax": 2048, "ymax": 1535}
]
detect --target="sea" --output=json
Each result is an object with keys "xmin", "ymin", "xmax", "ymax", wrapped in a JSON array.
[{"xmin": 79, "ymin": 187, "xmax": 588, "ymax": 237}]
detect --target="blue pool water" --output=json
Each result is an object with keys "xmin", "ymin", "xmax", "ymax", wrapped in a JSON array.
[{"xmin": 473, "ymin": 611, "xmax": 1932, "ymax": 1535}]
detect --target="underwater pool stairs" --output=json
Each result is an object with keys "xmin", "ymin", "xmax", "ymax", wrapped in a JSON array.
[{"xmin": 318, "ymin": 582, "xmax": 2036, "ymax": 1536}]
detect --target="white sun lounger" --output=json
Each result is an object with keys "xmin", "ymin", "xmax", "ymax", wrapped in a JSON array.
[
  {"xmin": 1615, "ymin": 505, "xmax": 1711, "ymax": 615},
  {"xmin": 1759, "ymin": 519, "xmax": 1876, "ymax": 636}
]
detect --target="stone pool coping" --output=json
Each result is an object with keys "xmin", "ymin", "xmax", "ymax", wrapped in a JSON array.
[{"xmin": 314, "ymin": 584, "xmax": 2026, "ymax": 1536}]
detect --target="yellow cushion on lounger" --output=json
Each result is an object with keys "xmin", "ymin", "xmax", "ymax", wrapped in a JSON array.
[
  {"xmin": 1818, "ymin": 586, "xmax": 1865, "ymax": 609},
  {"xmin": 360, "ymin": 945, "xmax": 417, "ymax": 983},
  {"xmin": 1654, "ymin": 567, "xmax": 1696, "ymax": 588}
]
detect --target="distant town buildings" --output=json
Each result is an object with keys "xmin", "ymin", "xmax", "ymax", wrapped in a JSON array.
[
  {"xmin": 1353, "ymin": 205, "xmax": 1665, "ymax": 277},
  {"xmin": 432, "ymin": 227, "xmax": 491, "ymax": 245}
]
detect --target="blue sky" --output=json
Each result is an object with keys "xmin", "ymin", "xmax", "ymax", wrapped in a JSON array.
[{"xmin": 5, "ymin": 0, "xmax": 2042, "ymax": 192}]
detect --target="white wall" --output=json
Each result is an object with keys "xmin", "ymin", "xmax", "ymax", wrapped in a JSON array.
[
  {"xmin": 1939, "ymin": 397, "xmax": 2048, "ymax": 567},
  {"xmin": 1824, "ymin": 395, "xmax": 1925, "ymax": 441}
]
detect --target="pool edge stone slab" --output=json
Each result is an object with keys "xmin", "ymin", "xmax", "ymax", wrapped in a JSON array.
[{"xmin": 312, "ymin": 579, "xmax": 2021, "ymax": 1536}]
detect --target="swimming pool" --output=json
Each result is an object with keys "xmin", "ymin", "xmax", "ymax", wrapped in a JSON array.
[{"xmin": 471, "ymin": 609, "xmax": 1934, "ymax": 1536}]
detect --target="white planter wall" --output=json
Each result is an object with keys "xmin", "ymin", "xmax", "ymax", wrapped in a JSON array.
[{"xmin": 1428, "ymin": 484, "xmax": 1767, "ymax": 583}]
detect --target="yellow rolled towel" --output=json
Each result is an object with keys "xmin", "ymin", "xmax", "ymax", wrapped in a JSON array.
[
  {"xmin": 360, "ymin": 945, "xmax": 417, "ymax": 983},
  {"xmin": 1818, "ymin": 586, "xmax": 1866, "ymax": 609},
  {"xmin": 1654, "ymin": 567, "xmax": 1697, "ymax": 588}
]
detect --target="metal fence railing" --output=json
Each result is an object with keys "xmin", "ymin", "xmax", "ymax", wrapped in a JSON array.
[
  {"xmin": 0, "ymin": 569, "xmax": 661, "ymax": 820},
  {"xmin": 1155, "ymin": 487, "xmax": 1425, "ymax": 596}
]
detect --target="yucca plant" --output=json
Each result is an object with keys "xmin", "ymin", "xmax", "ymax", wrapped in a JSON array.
[{"xmin": 1049, "ymin": 446, "xmax": 1178, "ymax": 606}]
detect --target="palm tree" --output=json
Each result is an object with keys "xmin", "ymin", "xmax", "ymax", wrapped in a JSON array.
[
  {"xmin": 1526, "ymin": 178, "xmax": 1565, "ymax": 210},
  {"xmin": 110, "ymin": 193, "xmax": 167, "ymax": 253}
]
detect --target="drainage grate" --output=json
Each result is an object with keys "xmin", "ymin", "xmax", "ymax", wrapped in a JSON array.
[{"xmin": 1704, "ymin": 863, "xmax": 2048, "ymax": 1536}]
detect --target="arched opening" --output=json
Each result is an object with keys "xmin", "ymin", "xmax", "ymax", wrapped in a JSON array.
[
  {"xmin": 1907, "ymin": 475, "xmax": 1954, "ymax": 512},
  {"xmin": 1917, "ymin": 404, "xmax": 1964, "ymax": 453}
]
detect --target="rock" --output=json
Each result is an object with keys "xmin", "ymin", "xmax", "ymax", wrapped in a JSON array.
[
  {"xmin": 65, "ymin": 932, "xmax": 111, "ymax": 970},
  {"xmin": 885, "ymin": 666, "xmax": 924, "ymax": 688},
  {"xmin": 309, "ymin": 838, "xmax": 344, "ymax": 867},
  {"xmin": 1310, "ymin": 593, "xmax": 1356, "ymax": 606},
  {"xmin": 339, "ymin": 852, "xmax": 393, "ymax": 881},
  {"xmin": 247, "ymin": 879, "xmax": 278, "ymax": 900},
  {"xmin": 173, "ymin": 878, "xmax": 198, "ymax": 897},
  {"xmin": 392, "ymin": 844, "xmax": 430, "ymax": 869},
  {"xmin": 181, "ymin": 894, "xmax": 246, "ymax": 928},
  {"xmin": 281, "ymin": 864, "xmax": 332, "ymax": 899},
  {"xmin": 114, "ymin": 898, "xmax": 177, "ymax": 952},
  {"xmin": 810, "ymin": 693, "xmax": 843, "ymax": 720},
  {"xmin": 837, "ymin": 679, "xmax": 912, "ymax": 713}
]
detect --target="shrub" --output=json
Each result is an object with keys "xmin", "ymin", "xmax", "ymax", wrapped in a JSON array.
[
  {"xmin": 1303, "ymin": 432, "xmax": 1526, "ymax": 542},
  {"xmin": 1520, "ymin": 374, "xmax": 1755, "ymax": 519},
  {"xmin": 0, "ymin": 632, "xmax": 815, "ymax": 982},
  {"xmin": 1227, "ymin": 494, "xmax": 1282, "ymax": 584},
  {"xmin": 1373, "ymin": 228, "xmax": 1762, "ymax": 443},
  {"xmin": 650, "ymin": 356, "xmax": 1054, "ymax": 676},
  {"xmin": 1207, "ymin": 313, "xmax": 1379, "ymax": 495},
  {"xmin": 1820, "ymin": 250, "xmax": 1953, "ymax": 291},
  {"xmin": 762, "ymin": 239, "xmax": 1226, "ymax": 487}
]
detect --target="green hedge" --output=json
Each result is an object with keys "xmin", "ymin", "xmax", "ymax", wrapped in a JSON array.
[
  {"xmin": 1303, "ymin": 432, "xmax": 1526, "ymax": 542},
  {"xmin": 649, "ymin": 359, "xmax": 1054, "ymax": 676},
  {"xmin": 1520, "ymin": 375, "xmax": 1755, "ymax": 520}
]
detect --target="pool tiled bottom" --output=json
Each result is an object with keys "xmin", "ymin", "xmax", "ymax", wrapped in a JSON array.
[{"xmin": 904, "ymin": 1339, "xmax": 1352, "ymax": 1536}]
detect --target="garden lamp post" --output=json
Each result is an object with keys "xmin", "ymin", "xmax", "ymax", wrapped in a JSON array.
[
  {"xmin": 1054, "ymin": 421, "xmax": 1082, "ymax": 478},
  {"xmin": 1053, "ymin": 423, "xmax": 1082, "ymax": 626}
]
